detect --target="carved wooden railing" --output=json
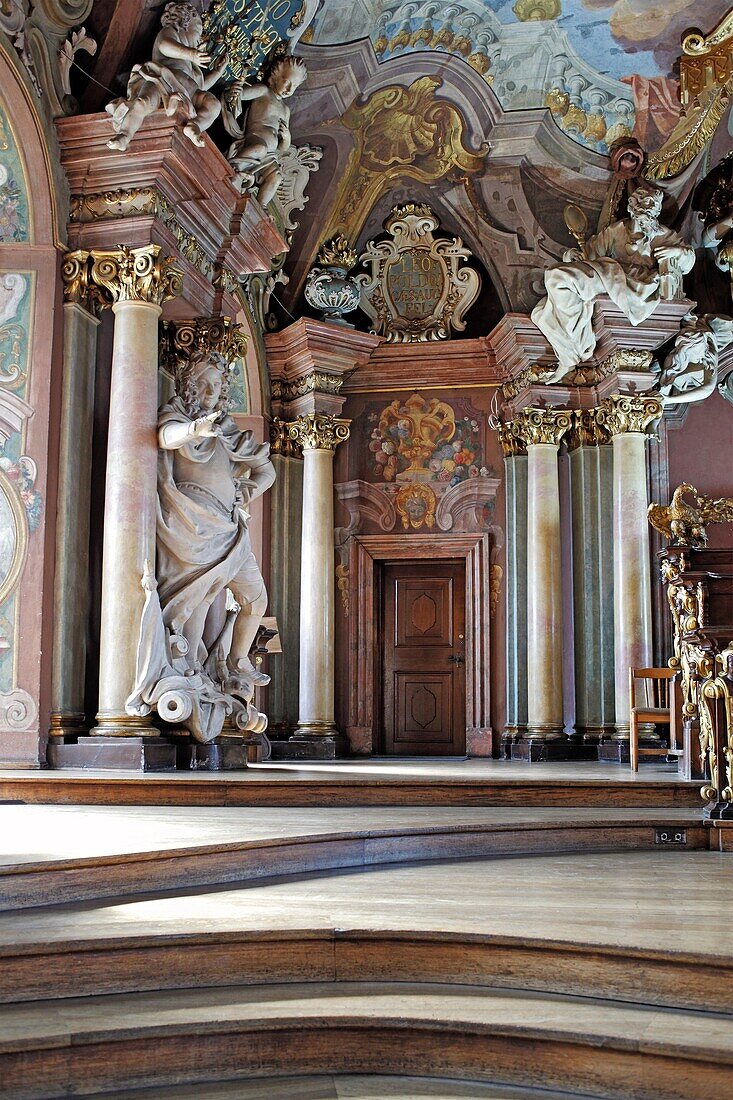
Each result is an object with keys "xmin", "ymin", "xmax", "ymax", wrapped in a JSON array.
[{"xmin": 650, "ymin": 486, "xmax": 733, "ymax": 817}]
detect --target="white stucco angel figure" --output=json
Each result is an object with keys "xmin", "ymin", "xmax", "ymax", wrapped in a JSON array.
[
  {"xmin": 126, "ymin": 350, "xmax": 276, "ymax": 742},
  {"xmin": 221, "ymin": 55, "xmax": 307, "ymax": 205},
  {"xmin": 106, "ymin": 2, "xmax": 227, "ymax": 152},
  {"xmin": 655, "ymin": 312, "xmax": 733, "ymax": 404},
  {"xmin": 531, "ymin": 185, "xmax": 695, "ymax": 381}
]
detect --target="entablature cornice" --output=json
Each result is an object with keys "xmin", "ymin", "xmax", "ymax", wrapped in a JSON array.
[{"xmin": 56, "ymin": 111, "xmax": 287, "ymax": 318}]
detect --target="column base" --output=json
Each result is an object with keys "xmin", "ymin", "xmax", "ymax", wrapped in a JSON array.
[
  {"xmin": 48, "ymin": 712, "xmax": 88, "ymax": 739},
  {"xmin": 47, "ymin": 735, "xmax": 177, "ymax": 771},
  {"xmin": 500, "ymin": 725, "xmax": 525, "ymax": 759},
  {"xmin": 270, "ymin": 731, "xmax": 350, "ymax": 761},
  {"xmin": 573, "ymin": 724, "xmax": 616, "ymax": 744},
  {"xmin": 510, "ymin": 736, "xmax": 578, "ymax": 763}
]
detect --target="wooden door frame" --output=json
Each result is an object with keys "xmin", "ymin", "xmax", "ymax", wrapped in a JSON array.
[{"xmin": 347, "ymin": 534, "xmax": 491, "ymax": 754}]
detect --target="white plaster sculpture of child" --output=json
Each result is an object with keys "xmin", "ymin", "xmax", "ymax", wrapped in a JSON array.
[
  {"xmin": 106, "ymin": 1, "xmax": 227, "ymax": 152},
  {"xmin": 222, "ymin": 55, "xmax": 307, "ymax": 206}
]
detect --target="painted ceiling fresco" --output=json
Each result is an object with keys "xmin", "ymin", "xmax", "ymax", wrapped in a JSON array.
[{"xmin": 310, "ymin": 0, "xmax": 731, "ymax": 153}]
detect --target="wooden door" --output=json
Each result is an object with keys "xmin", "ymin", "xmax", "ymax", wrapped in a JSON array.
[{"xmin": 381, "ymin": 560, "xmax": 466, "ymax": 755}]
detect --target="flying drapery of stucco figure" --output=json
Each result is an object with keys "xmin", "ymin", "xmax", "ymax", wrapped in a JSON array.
[
  {"xmin": 106, "ymin": 2, "xmax": 227, "ymax": 152},
  {"xmin": 126, "ymin": 351, "xmax": 275, "ymax": 742},
  {"xmin": 531, "ymin": 185, "xmax": 695, "ymax": 382},
  {"xmin": 222, "ymin": 55, "xmax": 307, "ymax": 205}
]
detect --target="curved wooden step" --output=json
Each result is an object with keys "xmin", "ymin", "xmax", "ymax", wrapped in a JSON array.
[
  {"xmin": 1, "ymin": 981, "xmax": 730, "ymax": 1100},
  {"xmin": 1, "ymin": 923, "xmax": 730, "ymax": 1013},
  {"xmin": 103, "ymin": 1072, "xmax": 603, "ymax": 1099},
  {"xmin": 0, "ymin": 806, "xmax": 707, "ymax": 911}
]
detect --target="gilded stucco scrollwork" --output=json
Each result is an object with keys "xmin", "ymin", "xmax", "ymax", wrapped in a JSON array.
[
  {"xmin": 326, "ymin": 76, "xmax": 488, "ymax": 244},
  {"xmin": 497, "ymin": 421, "xmax": 527, "ymax": 458},
  {"xmin": 566, "ymin": 408, "xmax": 610, "ymax": 451}
]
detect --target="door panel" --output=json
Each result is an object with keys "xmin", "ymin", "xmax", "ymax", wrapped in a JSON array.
[{"xmin": 382, "ymin": 561, "xmax": 466, "ymax": 756}]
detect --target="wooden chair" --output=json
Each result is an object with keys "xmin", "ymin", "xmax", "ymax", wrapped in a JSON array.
[{"xmin": 629, "ymin": 667, "xmax": 684, "ymax": 772}]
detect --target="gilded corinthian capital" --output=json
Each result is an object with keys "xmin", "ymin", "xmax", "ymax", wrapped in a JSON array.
[
  {"xmin": 61, "ymin": 249, "xmax": 103, "ymax": 316},
  {"xmin": 597, "ymin": 394, "xmax": 663, "ymax": 436},
  {"xmin": 566, "ymin": 408, "xmax": 611, "ymax": 450},
  {"xmin": 286, "ymin": 414, "xmax": 351, "ymax": 452},
  {"xmin": 497, "ymin": 421, "xmax": 527, "ymax": 457},
  {"xmin": 516, "ymin": 407, "xmax": 572, "ymax": 448},
  {"xmin": 160, "ymin": 318, "xmax": 247, "ymax": 375},
  {"xmin": 88, "ymin": 245, "xmax": 183, "ymax": 307}
]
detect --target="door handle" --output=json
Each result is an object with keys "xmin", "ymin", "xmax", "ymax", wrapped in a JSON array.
[{"xmin": 448, "ymin": 654, "xmax": 465, "ymax": 666}]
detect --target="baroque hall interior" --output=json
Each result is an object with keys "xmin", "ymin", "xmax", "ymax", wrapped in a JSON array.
[{"xmin": 1, "ymin": 0, "xmax": 733, "ymax": 1096}]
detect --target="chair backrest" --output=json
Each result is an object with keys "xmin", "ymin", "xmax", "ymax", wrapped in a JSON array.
[{"xmin": 629, "ymin": 667, "xmax": 674, "ymax": 710}]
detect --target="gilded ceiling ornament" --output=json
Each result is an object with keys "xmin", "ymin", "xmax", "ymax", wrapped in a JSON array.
[
  {"xmin": 325, "ymin": 76, "xmax": 489, "ymax": 244},
  {"xmin": 317, "ymin": 236, "xmax": 357, "ymax": 269},
  {"xmin": 395, "ymin": 483, "xmax": 437, "ymax": 531},
  {"xmin": 645, "ymin": 12, "xmax": 733, "ymax": 181},
  {"xmin": 649, "ymin": 483, "xmax": 733, "ymax": 548},
  {"xmin": 516, "ymin": 407, "xmax": 572, "ymax": 448},
  {"xmin": 88, "ymin": 245, "xmax": 183, "ymax": 307},
  {"xmin": 286, "ymin": 414, "xmax": 350, "ymax": 451},
  {"xmin": 512, "ymin": 0, "xmax": 561, "ymax": 20},
  {"xmin": 596, "ymin": 394, "xmax": 662, "ymax": 437},
  {"xmin": 357, "ymin": 205, "xmax": 480, "ymax": 343}
]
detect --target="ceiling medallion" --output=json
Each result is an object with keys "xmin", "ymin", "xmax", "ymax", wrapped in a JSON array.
[{"xmin": 357, "ymin": 204, "xmax": 480, "ymax": 343}]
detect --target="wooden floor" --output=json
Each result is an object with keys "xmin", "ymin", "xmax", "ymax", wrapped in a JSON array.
[
  {"xmin": 0, "ymin": 759, "xmax": 702, "ymax": 807},
  {"xmin": 1, "ymin": 762, "xmax": 727, "ymax": 1098}
]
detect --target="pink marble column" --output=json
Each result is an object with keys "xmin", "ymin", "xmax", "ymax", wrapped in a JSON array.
[
  {"xmin": 520, "ymin": 409, "xmax": 572, "ymax": 746},
  {"xmin": 89, "ymin": 247, "xmax": 181, "ymax": 738},
  {"xmin": 599, "ymin": 394, "xmax": 663, "ymax": 738}
]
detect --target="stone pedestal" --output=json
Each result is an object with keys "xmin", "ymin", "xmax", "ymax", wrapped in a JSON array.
[
  {"xmin": 49, "ymin": 281, "xmax": 100, "ymax": 740},
  {"xmin": 47, "ymin": 735, "xmax": 177, "ymax": 771},
  {"xmin": 598, "ymin": 394, "xmax": 663, "ymax": 754}
]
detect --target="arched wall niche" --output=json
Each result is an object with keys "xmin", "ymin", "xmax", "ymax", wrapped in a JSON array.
[{"xmin": 0, "ymin": 42, "xmax": 65, "ymax": 765}]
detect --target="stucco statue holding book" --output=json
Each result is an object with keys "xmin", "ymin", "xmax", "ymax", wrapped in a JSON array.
[
  {"xmin": 532, "ymin": 185, "xmax": 695, "ymax": 382},
  {"xmin": 126, "ymin": 350, "xmax": 276, "ymax": 743}
]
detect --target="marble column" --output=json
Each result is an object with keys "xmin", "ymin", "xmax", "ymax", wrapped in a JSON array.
[
  {"xmin": 266, "ymin": 425, "xmax": 304, "ymax": 734},
  {"xmin": 499, "ymin": 424, "xmax": 528, "ymax": 754},
  {"xmin": 89, "ymin": 247, "xmax": 181, "ymax": 746},
  {"xmin": 50, "ymin": 253, "xmax": 100, "ymax": 738},
  {"xmin": 568, "ymin": 410, "xmax": 615, "ymax": 744},
  {"xmin": 287, "ymin": 414, "xmax": 350, "ymax": 756},
  {"xmin": 520, "ymin": 408, "xmax": 572, "ymax": 759},
  {"xmin": 598, "ymin": 394, "xmax": 663, "ymax": 749}
]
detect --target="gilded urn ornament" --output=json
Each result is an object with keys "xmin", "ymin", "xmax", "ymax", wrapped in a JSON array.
[
  {"xmin": 357, "ymin": 204, "xmax": 480, "ymax": 342},
  {"xmin": 304, "ymin": 235, "xmax": 361, "ymax": 325}
]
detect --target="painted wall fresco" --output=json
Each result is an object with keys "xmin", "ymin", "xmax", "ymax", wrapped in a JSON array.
[
  {"xmin": 311, "ymin": 0, "xmax": 730, "ymax": 155},
  {"xmin": 342, "ymin": 390, "xmax": 499, "ymax": 536},
  {"xmin": 0, "ymin": 99, "xmax": 29, "ymax": 242},
  {"xmin": 0, "ymin": 270, "xmax": 42, "ymax": 692}
]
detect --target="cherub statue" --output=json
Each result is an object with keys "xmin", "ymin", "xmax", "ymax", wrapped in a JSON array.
[
  {"xmin": 126, "ymin": 349, "xmax": 276, "ymax": 742},
  {"xmin": 222, "ymin": 55, "xmax": 307, "ymax": 205},
  {"xmin": 655, "ymin": 312, "xmax": 733, "ymax": 404},
  {"xmin": 531, "ymin": 185, "xmax": 695, "ymax": 382},
  {"xmin": 106, "ymin": 2, "xmax": 227, "ymax": 152}
]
